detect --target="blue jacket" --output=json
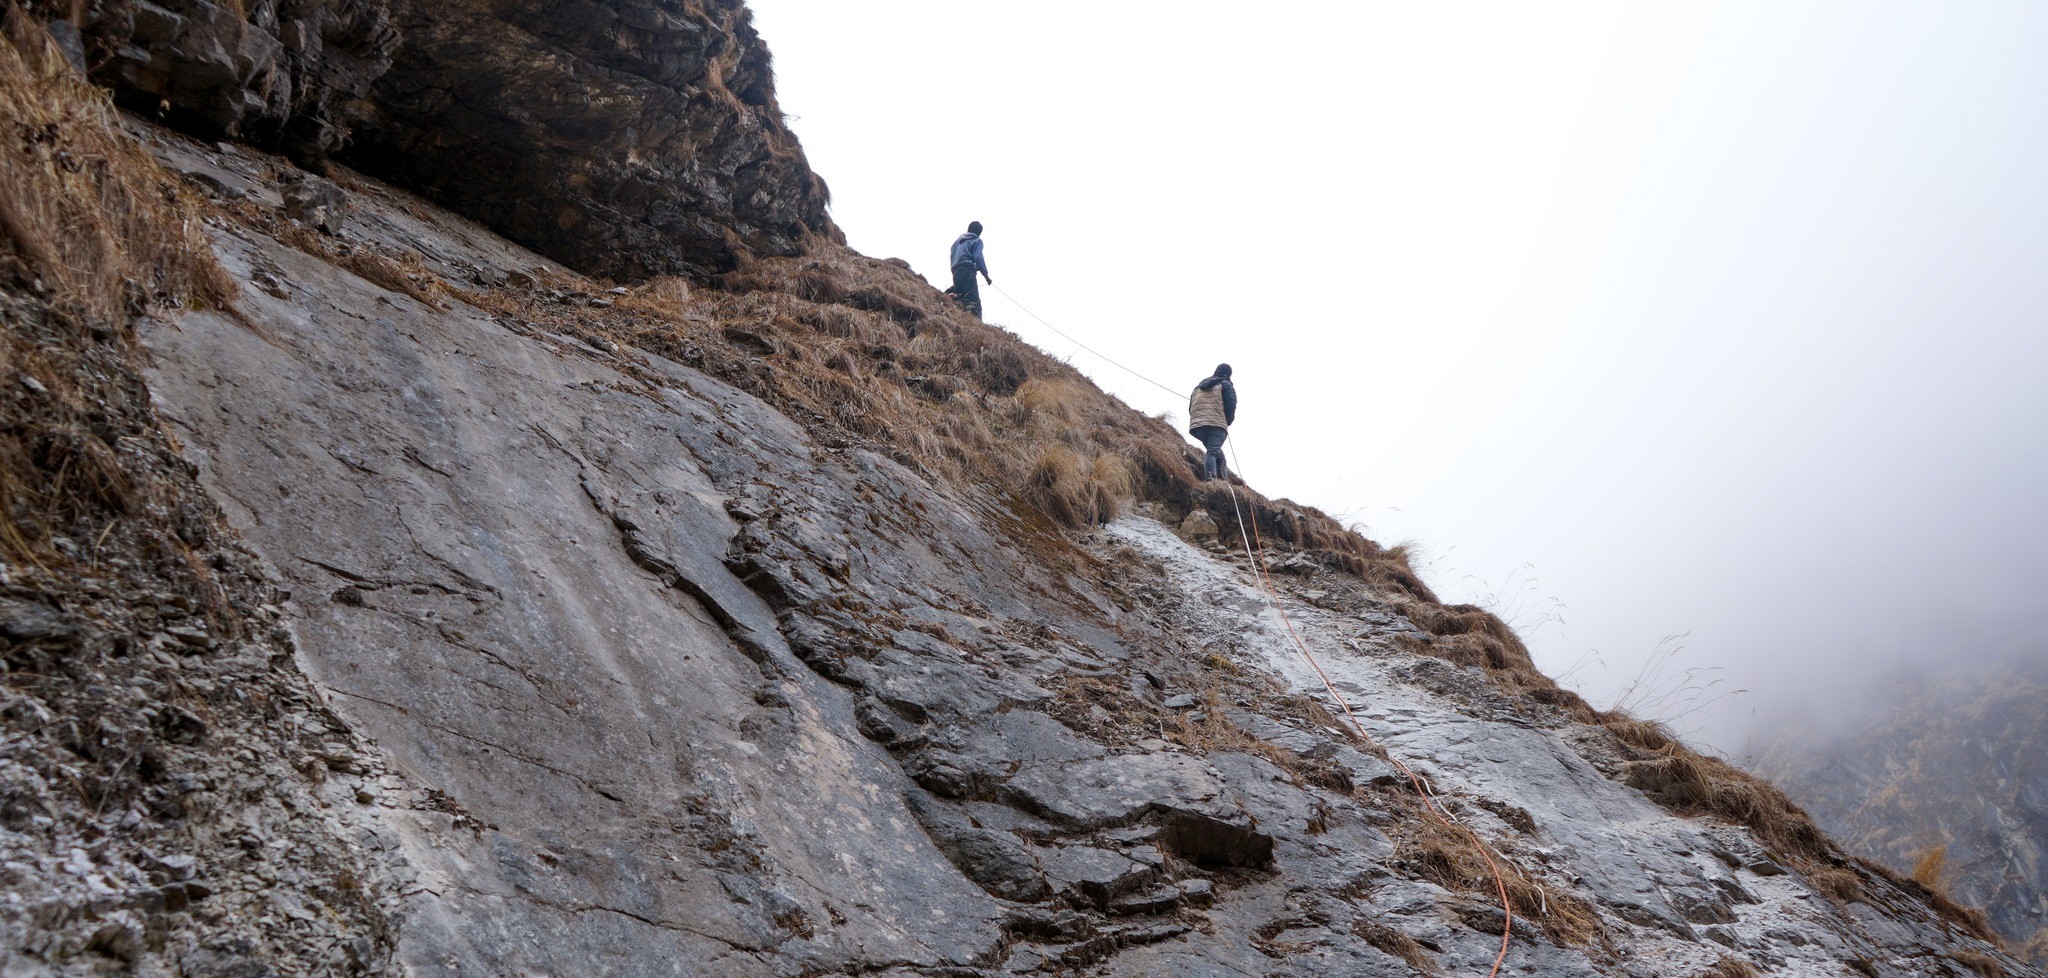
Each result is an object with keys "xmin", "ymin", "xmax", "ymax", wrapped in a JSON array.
[{"xmin": 950, "ymin": 233, "xmax": 988, "ymax": 274}]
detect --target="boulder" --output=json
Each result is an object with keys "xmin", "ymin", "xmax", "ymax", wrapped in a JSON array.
[
  {"xmin": 1006, "ymin": 754, "xmax": 1274, "ymax": 868},
  {"xmin": 1178, "ymin": 509, "xmax": 1219, "ymax": 544},
  {"xmin": 1036, "ymin": 845, "xmax": 1159, "ymax": 909},
  {"xmin": 279, "ymin": 171, "xmax": 347, "ymax": 233}
]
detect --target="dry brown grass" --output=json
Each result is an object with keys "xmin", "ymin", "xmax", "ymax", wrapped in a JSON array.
[
  {"xmin": 0, "ymin": 9, "xmax": 230, "ymax": 561},
  {"xmin": 1954, "ymin": 949, "xmax": 2008, "ymax": 978},
  {"xmin": 1388, "ymin": 806, "xmax": 1605, "ymax": 948},
  {"xmin": 1156, "ymin": 690, "xmax": 1365, "ymax": 793},
  {"xmin": 1617, "ymin": 740, "xmax": 1830, "ymax": 865},
  {"xmin": 1913, "ymin": 845, "xmax": 1949, "ymax": 888},
  {"xmin": 1352, "ymin": 918, "xmax": 1436, "ymax": 974},
  {"xmin": 1594, "ymin": 708, "xmax": 1856, "ymax": 884},
  {"xmin": 1605, "ymin": 716, "xmax": 1676, "ymax": 751},
  {"xmin": 0, "ymin": 7, "xmax": 231, "ymax": 322},
  {"xmin": 1391, "ymin": 594, "xmax": 1608, "ymax": 725},
  {"xmin": 1808, "ymin": 865, "xmax": 1864, "ymax": 902},
  {"xmin": 1015, "ymin": 376, "xmax": 1088, "ymax": 424},
  {"xmin": 1696, "ymin": 957, "xmax": 1759, "ymax": 978},
  {"xmin": 1023, "ymin": 444, "xmax": 1132, "ymax": 527},
  {"xmin": 339, "ymin": 247, "xmax": 445, "ymax": 308}
]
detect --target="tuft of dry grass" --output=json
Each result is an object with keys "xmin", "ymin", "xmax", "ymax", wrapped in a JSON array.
[
  {"xmin": 339, "ymin": 247, "xmax": 445, "ymax": 308},
  {"xmin": 1618, "ymin": 742, "xmax": 1830, "ymax": 865},
  {"xmin": 1015, "ymin": 376, "xmax": 1089, "ymax": 424},
  {"xmin": 1156, "ymin": 690, "xmax": 1362, "ymax": 792},
  {"xmin": 1387, "ymin": 805, "xmax": 1604, "ymax": 948},
  {"xmin": 1606, "ymin": 716, "xmax": 1677, "ymax": 752},
  {"xmin": 1807, "ymin": 865, "xmax": 1864, "ymax": 903},
  {"xmin": 1022, "ymin": 444, "xmax": 1131, "ymax": 528},
  {"xmin": 0, "ymin": 8, "xmax": 232, "ymax": 322},
  {"xmin": 1954, "ymin": 949, "xmax": 2008, "ymax": 978},
  {"xmin": 1352, "ymin": 918, "xmax": 1436, "ymax": 974},
  {"xmin": 1696, "ymin": 957, "xmax": 1760, "ymax": 978},
  {"xmin": 1912, "ymin": 845, "xmax": 1949, "ymax": 888},
  {"xmin": 0, "ymin": 9, "xmax": 230, "ymax": 561}
]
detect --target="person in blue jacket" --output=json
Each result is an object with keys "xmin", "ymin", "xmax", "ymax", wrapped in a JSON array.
[{"xmin": 946, "ymin": 221, "xmax": 991, "ymax": 317}]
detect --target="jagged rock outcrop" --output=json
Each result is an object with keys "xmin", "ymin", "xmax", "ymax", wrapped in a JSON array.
[
  {"xmin": 43, "ymin": 0, "xmax": 836, "ymax": 279},
  {"xmin": 1759, "ymin": 662, "xmax": 2048, "ymax": 967},
  {"xmin": 62, "ymin": 0, "xmax": 397, "ymax": 155},
  {"xmin": 342, "ymin": 0, "xmax": 838, "ymax": 279}
]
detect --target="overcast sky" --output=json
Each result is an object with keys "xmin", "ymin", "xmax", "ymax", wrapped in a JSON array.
[{"xmin": 745, "ymin": 0, "xmax": 2048, "ymax": 753}]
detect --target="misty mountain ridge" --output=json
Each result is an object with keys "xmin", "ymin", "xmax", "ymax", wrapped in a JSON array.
[{"xmin": 1759, "ymin": 654, "xmax": 2048, "ymax": 968}]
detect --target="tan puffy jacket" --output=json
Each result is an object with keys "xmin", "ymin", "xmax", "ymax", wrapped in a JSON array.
[{"xmin": 1188, "ymin": 383, "xmax": 1230, "ymax": 431}]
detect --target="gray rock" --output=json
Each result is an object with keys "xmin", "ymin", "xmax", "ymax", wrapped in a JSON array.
[
  {"xmin": 70, "ymin": 0, "xmax": 396, "ymax": 155},
  {"xmin": 907, "ymin": 793, "xmax": 1049, "ymax": 903},
  {"xmin": 280, "ymin": 173, "xmax": 347, "ymax": 233},
  {"xmin": 1037, "ymin": 845, "xmax": 1158, "ymax": 909},
  {"xmin": 1007, "ymin": 754, "xmax": 1274, "ymax": 867},
  {"xmin": 0, "ymin": 600, "xmax": 78, "ymax": 644}
]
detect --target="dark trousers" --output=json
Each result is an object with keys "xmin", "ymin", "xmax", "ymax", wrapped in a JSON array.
[
  {"xmin": 1192, "ymin": 425, "xmax": 1228, "ymax": 480},
  {"xmin": 950, "ymin": 263, "xmax": 981, "ymax": 317}
]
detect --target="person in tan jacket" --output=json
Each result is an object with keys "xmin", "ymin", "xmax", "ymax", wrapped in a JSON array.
[{"xmin": 1187, "ymin": 363, "xmax": 1237, "ymax": 481}]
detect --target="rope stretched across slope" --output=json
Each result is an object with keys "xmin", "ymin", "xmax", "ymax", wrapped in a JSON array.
[
  {"xmin": 986, "ymin": 281, "xmax": 1518, "ymax": 974},
  {"xmin": 1220, "ymin": 445, "xmax": 1518, "ymax": 977}
]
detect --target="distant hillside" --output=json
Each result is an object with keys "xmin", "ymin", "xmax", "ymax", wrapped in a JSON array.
[{"xmin": 1757, "ymin": 655, "xmax": 2048, "ymax": 966}]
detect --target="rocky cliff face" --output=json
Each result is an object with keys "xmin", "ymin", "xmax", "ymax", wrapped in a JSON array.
[
  {"xmin": 64, "ymin": 0, "xmax": 396, "ymax": 155},
  {"xmin": 38, "ymin": 0, "xmax": 835, "ymax": 278},
  {"xmin": 1, "ymin": 7, "xmax": 2038, "ymax": 977},
  {"xmin": 1759, "ymin": 662, "xmax": 2048, "ymax": 968},
  {"xmin": 343, "ymin": 0, "xmax": 837, "ymax": 279}
]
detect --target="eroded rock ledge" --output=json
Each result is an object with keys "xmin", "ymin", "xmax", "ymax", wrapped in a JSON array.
[
  {"xmin": 345, "ymin": 0, "xmax": 837, "ymax": 280},
  {"xmin": 46, "ymin": 0, "xmax": 837, "ymax": 280}
]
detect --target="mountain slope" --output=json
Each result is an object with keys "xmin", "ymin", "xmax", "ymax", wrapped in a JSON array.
[
  {"xmin": 125, "ymin": 123, "xmax": 2029, "ymax": 978},
  {"xmin": 0, "ymin": 7, "xmax": 2035, "ymax": 977},
  {"xmin": 1759, "ymin": 660, "xmax": 2048, "ymax": 969}
]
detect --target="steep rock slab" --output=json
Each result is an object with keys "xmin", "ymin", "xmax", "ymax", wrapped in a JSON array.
[
  {"xmin": 346, "ymin": 0, "xmax": 838, "ymax": 279},
  {"xmin": 144, "ymin": 222, "xmax": 993, "ymax": 975}
]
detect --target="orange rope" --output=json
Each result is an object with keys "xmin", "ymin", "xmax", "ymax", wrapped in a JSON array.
[{"xmin": 1219, "ymin": 447, "xmax": 1514, "ymax": 977}]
